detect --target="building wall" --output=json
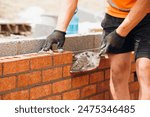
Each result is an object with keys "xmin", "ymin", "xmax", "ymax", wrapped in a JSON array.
[{"xmin": 0, "ymin": 51, "xmax": 139, "ymax": 100}]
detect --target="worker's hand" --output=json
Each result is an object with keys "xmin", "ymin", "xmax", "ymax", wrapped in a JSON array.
[
  {"xmin": 41, "ymin": 30, "xmax": 66, "ymax": 51},
  {"xmin": 106, "ymin": 30, "xmax": 126, "ymax": 48},
  {"xmin": 99, "ymin": 30, "xmax": 126, "ymax": 55}
]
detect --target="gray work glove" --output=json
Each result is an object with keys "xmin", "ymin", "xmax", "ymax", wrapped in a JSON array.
[
  {"xmin": 41, "ymin": 30, "xmax": 66, "ymax": 51},
  {"xmin": 99, "ymin": 30, "xmax": 126, "ymax": 55}
]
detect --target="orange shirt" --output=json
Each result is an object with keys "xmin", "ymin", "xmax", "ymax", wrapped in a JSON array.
[{"xmin": 107, "ymin": 0, "xmax": 150, "ymax": 18}]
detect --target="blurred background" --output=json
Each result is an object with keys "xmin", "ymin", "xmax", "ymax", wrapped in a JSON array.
[
  {"xmin": 0, "ymin": 0, "xmax": 106, "ymax": 20},
  {"xmin": 0, "ymin": 0, "xmax": 106, "ymax": 37}
]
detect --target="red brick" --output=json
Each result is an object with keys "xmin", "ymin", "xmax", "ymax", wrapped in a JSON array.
[
  {"xmin": 99, "ymin": 58, "xmax": 110, "ymax": 69},
  {"xmin": 30, "ymin": 54, "xmax": 52, "ymax": 70},
  {"xmin": 3, "ymin": 59, "xmax": 29, "ymax": 75},
  {"xmin": 0, "ymin": 63, "xmax": 2, "ymax": 77},
  {"xmin": 44, "ymin": 95, "xmax": 62, "ymax": 100},
  {"xmin": 89, "ymin": 93, "xmax": 105, "ymax": 100},
  {"xmin": 130, "ymin": 52, "xmax": 135, "ymax": 63},
  {"xmin": 129, "ymin": 82, "xmax": 139, "ymax": 93},
  {"xmin": 30, "ymin": 84, "xmax": 51, "ymax": 99},
  {"xmin": 131, "ymin": 62, "xmax": 136, "ymax": 73},
  {"xmin": 63, "ymin": 89, "xmax": 80, "ymax": 100},
  {"xmin": 97, "ymin": 80, "xmax": 110, "ymax": 93},
  {"xmin": 81, "ymin": 85, "xmax": 96, "ymax": 98},
  {"xmin": 105, "ymin": 91, "xmax": 111, "ymax": 100},
  {"xmin": 0, "ymin": 95, "xmax": 2, "ymax": 100},
  {"xmin": 72, "ymin": 75, "xmax": 89, "ymax": 88},
  {"xmin": 90, "ymin": 71, "xmax": 104, "ymax": 83},
  {"xmin": 0, "ymin": 76, "xmax": 16, "ymax": 92},
  {"xmin": 105, "ymin": 69, "xmax": 110, "ymax": 80},
  {"xmin": 42, "ymin": 67, "xmax": 62, "ymax": 82},
  {"xmin": 3, "ymin": 90, "xmax": 29, "ymax": 100},
  {"xmin": 17, "ymin": 71, "xmax": 41, "ymax": 88},
  {"xmin": 52, "ymin": 79, "xmax": 71, "ymax": 94},
  {"xmin": 129, "ymin": 73, "xmax": 134, "ymax": 83},
  {"xmin": 63, "ymin": 65, "xmax": 71, "ymax": 77},
  {"xmin": 130, "ymin": 91, "xmax": 139, "ymax": 100},
  {"xmin": 53, "ymin": 52, "xmax": 72, "ymax": 66},
  {"xmin": 110, "ymin": 95, "xmax": 113, "ymax": 100}
]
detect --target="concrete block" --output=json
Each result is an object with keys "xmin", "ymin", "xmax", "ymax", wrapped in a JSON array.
[
  {"xmin": 0, "ymin": 33, "xmax": 102, "ymax": 57},
  {"xmin": 64, "ymin": 34, "xmax": 95, "ymax": 52},
  {"xmin": 94, "ymin": 33, "xmax": 102, "ymax": 48},
  {"xmin": 17, "ymin": 38, "xmax": 45, "ymax": 54},
  {"xmin": 0, "ymin": 40, "xmax": 18, "ymax": 57}
]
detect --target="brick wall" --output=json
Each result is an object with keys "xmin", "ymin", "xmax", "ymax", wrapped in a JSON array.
[{"xmin": 0, "ymin": 51, "xmax": 139, "ymax": 100}]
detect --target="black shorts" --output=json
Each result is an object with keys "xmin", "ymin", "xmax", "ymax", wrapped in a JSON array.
[{"xmin": 101, "ymin": 13, "xmax": 150, "ymax": 59}]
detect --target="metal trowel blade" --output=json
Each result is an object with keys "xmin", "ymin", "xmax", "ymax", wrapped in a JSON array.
[{"xmin": 70, "ymin": 51, "xmax": 101, "ymax": 74}]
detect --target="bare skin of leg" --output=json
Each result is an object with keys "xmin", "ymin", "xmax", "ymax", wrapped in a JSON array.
[
  {"xmin": 108, "ymin": 52, "xmax": 131, "ymax": 100},
  {"xmin": 136, "ymin": 58, "xmax": 150, "ymax": 100}
]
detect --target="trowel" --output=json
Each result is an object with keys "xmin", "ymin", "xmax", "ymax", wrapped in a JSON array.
[{"xmin": 70, "ymin": 42, "xmax": 108, "ymax": 73}]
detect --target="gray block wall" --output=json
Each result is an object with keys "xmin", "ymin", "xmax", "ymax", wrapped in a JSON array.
[{"xmin": 0, "ymin": 33, "xmax": 102, "ymax": 57}]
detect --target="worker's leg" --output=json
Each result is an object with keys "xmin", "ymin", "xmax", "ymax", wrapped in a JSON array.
[
  {"xmin": 101, "ymin": 14, "xmax": 134, "ymax": 100},
  {"xmin": 109, "ymin": 52, "xmax": 131, "ymax": 100},
  {"xmin": 136, "ymin": 58, "xmax": 150, "ymax": 100},
  {"xmin": 133, "ymin": 14, "xmax": 150, "ymax": 100}
]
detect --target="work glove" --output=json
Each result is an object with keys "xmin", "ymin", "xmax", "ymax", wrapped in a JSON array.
[
  {"xmin": 99, "ymin": 30, "xmax": 126, "ymax": 55},
  {"xmin": 41, "ymin": 30, "xmax": 66, "ymax": 51}
]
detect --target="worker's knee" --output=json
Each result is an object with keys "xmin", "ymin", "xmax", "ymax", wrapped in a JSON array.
[
  {"xmin": 110, "ymin": 61, "xmax": 130, "ymax": 84},
  {"xmin": 136, "ymin": 62, "xmax": 149, "ymax": 76},
  {"xmin": 136, "ymin": 58, "xmax": 150, "ymax": 86},
  {"xmin": 109, "ymin": 53, "xmax": 131, "ymax": 74},
  {"xmin": 109, "ymin": 53, "xmax": 131, "ymax": 84}
]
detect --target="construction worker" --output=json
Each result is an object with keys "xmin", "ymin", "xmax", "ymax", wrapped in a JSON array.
[{"xmin": 41, "ymin": 0, "xmax": 150, "ymax": 100}]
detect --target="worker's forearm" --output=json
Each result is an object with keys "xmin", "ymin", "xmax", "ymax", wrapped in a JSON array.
[
  {"xmin": 116, "ymin": 0, "xmax": 150, "ymax": 37},
  {"xmin": 56, "ymin": 0, "xmax": 78, "ymax": 32}
]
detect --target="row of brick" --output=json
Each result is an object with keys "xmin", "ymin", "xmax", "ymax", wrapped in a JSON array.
[
  {"xmin": 0, "ymin": 79, "xmax": 110, "ymax": 100},
  {"xmin": 1, "ymin": 80, "xmax": 138, "ymax": 100},
  {"xmin": 0, "ymin": 51, "xmax": 72, "ymax": 77},
  {"xmin": 0, "ymin": 66, "xmax": 108, "ymax": 92},
  {"xmin": 0, "ymin": 66, "xmax": 110, "ymax": 97}
]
